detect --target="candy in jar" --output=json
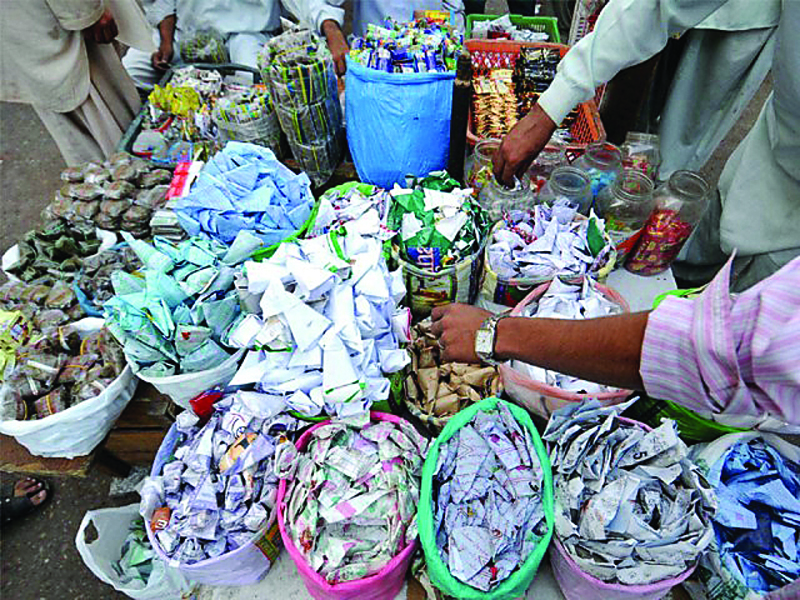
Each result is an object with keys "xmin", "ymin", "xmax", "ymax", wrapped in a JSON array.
[
  {"xmin": 626, "ymin": 170, "xmax": 710, "ymax": 275},
  {"xmin": 596, "ymin": 169, "xmax": 655, "ymax": 262},
  {"xmin": 572, "ymin": 141, "xmax": 623, "ymax": 200}
]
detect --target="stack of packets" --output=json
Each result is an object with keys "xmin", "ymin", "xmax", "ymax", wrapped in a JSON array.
[
  {"xmin": 276, "ymin": 413, "xmax": 428, "ymax": 583},
  {"xmin": 139, "ymin": 392, "xmax": 301, "ymax": 564},
  {"xmin": 212, "ymin": 86, "xmax": 282, "ymax": 158},
  {"xmin": 75, "ymin": 245, "xmax": 143, "ymax": 315},
  {"xmin": 225, "ymin": 227, "xmax": 410, "ymax": 418},
  {"xmin": 259, "ymin": 30, "xmax": 344, "ymax": 187},
  {"xmin": 406, "ymin": 318, "xmax": 501, "ymax": 422},
  {"xmin": 488, "ymin": 202, "xmax": 614, "ymax": 282},
  {"xmin": 47, "ymin": 152, "xmax": 172, "ymax": 238},
  {"xmin": 696, "ymin": 437, "xmax": 800, "ymax": 594},
  {"xmin": 543, "ymin": 402, "xmax": 716, "ymax": 585},
  {"xmin": 432, "ymin": 401, "xmax": 548, "ymax": 591},
  {"xmin": 388, "ymin": 172, "xmax": 491, "ymax": 272},
  {"xmin": 310, "ymin": 183, "xmax": 394, "ymax": 241},
  {"xmin": 1, "ymin": 326, "xmax": 124, "ymax": 421},
  {"xmin": 473, "ymin": 69, "xmax": 517, "ymax": 139},
  {"xmin": 0, "ymin": 278, "xmax": 85, "ymax": 327},
  {"xmin": 136, "ymin": 67, "xmax": 223, "ymax": 164},
  {"xmin": 174, "ymin": 142, "xmax": 314, "ymax": 245},
  {"xmin": 509, "ymin": 278, "xmax": 622, "ymax": 394},
  {"xmin": 471, "ymin": 14, "xmax": 551, "ymax": 42},
  {"xmin": 349, "ymin": 17, "xmax": 462, "ymax": 73},
  {"xmin": 6, "ymin": 218, "xmax": 102, "ymax": 283},
  {"xmin": 102, "ymin": 232, "xmax": 259, "ymax": 378},
  {"xmin": 112, "ymin": 517, "xmax": 158, "ymax": 587}
]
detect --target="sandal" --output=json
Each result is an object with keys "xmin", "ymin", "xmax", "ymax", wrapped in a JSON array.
[{"xmin": 1, "ymin": 477, "xmax": 50, "ymax": 525}]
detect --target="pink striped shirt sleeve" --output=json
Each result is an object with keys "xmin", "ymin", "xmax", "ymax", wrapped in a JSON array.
[{"xmin": 640, "ymin": 256, "xmax": 800, "ymax": 426}]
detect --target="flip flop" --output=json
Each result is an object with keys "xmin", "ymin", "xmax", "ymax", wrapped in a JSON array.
[{"xmin": 1, "ymin": 478, "xmax": 50, "ymax": 525}]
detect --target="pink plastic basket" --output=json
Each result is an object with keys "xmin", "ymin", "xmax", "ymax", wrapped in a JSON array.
[
  {"xmin": 549, "ymin": 416, "xmax": 696, "ymax": 600},
  {"xmin": 276, "ymin": 411, "xmax": 418, "ymax": 600},
  {"xmin": 499, "ymin": 280, "xmax": 632, "ymax": 419}
]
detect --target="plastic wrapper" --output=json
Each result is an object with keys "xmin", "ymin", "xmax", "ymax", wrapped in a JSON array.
[
  {"xmin": 99, "ymin": 199, "xmax": 132, "ymax": 219},
  {"xmin": 104, "ymin": 180, "xmax": 136, "ymax": 200},
  {"xmin": 348, "ymin": 18, "xmax": 462, "ymax": 73},
  {"xmin": 544, "ymin": 401, "xmax": 716, "ymax": 586},
  {"xmin": 278, "ymin": 413, "xmax": 427, "ymax": 584},
  {"xmin": 179, "ymin": 29, "xmax": 228, "ymax": 64},
  {"xmin": 34, "ymin": 385, "xmax": 70, "ymax": 417},
  {"xmin": 140, "ymin": 170, "xmax": 172, "ymax": 188}
]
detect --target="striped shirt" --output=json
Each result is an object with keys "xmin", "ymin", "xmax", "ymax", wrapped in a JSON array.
[{"xmin": 641, "ymin": 256, "xmax": 800, "ymax": 427}]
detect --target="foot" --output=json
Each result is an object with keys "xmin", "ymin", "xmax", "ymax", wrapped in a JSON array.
[{"xmin": 2, "ymin": 478, "xmax": 48, "ymax": 525}]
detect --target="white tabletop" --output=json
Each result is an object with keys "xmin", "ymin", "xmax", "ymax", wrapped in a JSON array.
[{"xmin": 606, "ymin": 267, "xmax": 677, "ymax": 312}]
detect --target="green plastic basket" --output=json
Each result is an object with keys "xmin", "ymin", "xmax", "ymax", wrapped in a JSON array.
[
  {"xmin": 418, "ymin": 397, "xmax": 554, "ymax": 599},
  {"xmin": 465, "ymin": 14, "xmax": 561, "ymax": 44}
]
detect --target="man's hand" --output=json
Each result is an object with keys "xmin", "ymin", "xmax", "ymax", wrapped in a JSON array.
[
  {"xmin": 430, "ymin": 304, "xmax": 492, "ymax": 364},
  {"xmin": 493, "ymin": 103, "xmax": 557, "ymax": 186},
  {"xmin": 84, "ymin": 9, "xmax": 118, "ymax": 44},
  {"xmin": 322, "ymin": 19, "xmax": 348, "ymax": 76},
  {"xmin": 151, "ymin": 41, "xmax": 174, "ymax": 71}
]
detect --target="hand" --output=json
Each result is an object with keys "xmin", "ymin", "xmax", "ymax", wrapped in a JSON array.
[
  {"xmin": 322, "ymin": 19, "xmax": 348, "ymax": 77},
  {"xmin": 430, "ymin": 303, "xmax": 492, "ymax": 364},
  {"xmin": 493, "ymin": 103, "xmax": 557, "ymax": 186},
  {"xmin": 151, "ymin": 41, "xmax": 174, "ymax": 71},
  {"xmin": 85, "ymin": 9, "xmax": 118, "ymax": 44}
]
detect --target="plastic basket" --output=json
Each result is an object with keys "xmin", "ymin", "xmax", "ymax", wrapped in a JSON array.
[
  {"xmin": 568, "ymin": 0, "xmax": 606, "ymax": 46},
  {"xmin": 499, "ymin": 280, "xmax": 631, "ymax": 420},
  {"xmin": 465, "ymin": 40, "xmax": 605, "ymax": 162},
  {"xmin": 276, "ymin": 412, "xmax": 418, "ymax": 600},
  {"xmin": 116, "ymin": 63, "xmax": 264, "ymax": 159},
  {"xmin": 466, "ymin": 14, "xmax": 561, "ymax": 44}
]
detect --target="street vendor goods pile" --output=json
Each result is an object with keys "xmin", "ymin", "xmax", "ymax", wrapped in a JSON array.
[
  {"xmin": 388, "ymin": 172, "xmax": 491, "ymax": 272},
  {"xmin": 349, "ymin": 17, "xmax": 463, "ymax": 73},
  {"xmin": 544, "ymin": 402, "xmax": 717, "ymax": 585},
  {"xmin": 277, "ymin": 413, "xmax": 427, "ymax": 583},
  {"xmin": 103, "ymin": 233, "xmax": 252, "ymax": 378},
  {"xmin": 46, "ymin": 152, "xmax": 172, "ymax": 238},
  {"xmin": 140, "ymin": 392, "xmax": 301, "ymax": 563}
]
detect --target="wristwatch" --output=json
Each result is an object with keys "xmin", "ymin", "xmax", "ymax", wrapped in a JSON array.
[{"xmin": 474, "ymin": 310, "xmax": 512, "ymax": 366}]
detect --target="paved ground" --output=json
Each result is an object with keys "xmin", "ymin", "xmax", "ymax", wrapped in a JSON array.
[{"xmin": 0, "ymin": 4, "xmax": 771, "ymax": 598}]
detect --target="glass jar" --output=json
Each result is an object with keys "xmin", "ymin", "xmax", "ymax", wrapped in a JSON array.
[
  {"xmin": 573, "ymin": 141, "xmax": 623, "ymax": 200},
  {"xmin": 478, "ymin": 175, "xmax": 535, "ymax": 222},
  {"xmin": 467, "ymin": 138, "xmax": 501, "ymax": 197},
  {"xmin": 537, "ymin": 166, "xmax": 593, "ymax": 215},
  {"xmin": 626, "ymin": 170, "xmax": 711, "ymax": 275},
  {"xmin": 526, "ymin": 144, "xmax": 566, "ymax": 193},
  {"xmin": 596, "ymin": 169, "xmax": 655, "ymax": 262},
  {"xmin": 621, "ymin": 132, "xmax": 661, "ymax": 180}
]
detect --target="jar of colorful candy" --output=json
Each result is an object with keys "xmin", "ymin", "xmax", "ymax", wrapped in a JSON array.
[
  {"xmin": 572, "ymin": 141, "xmax": 623, "ymax": 201},
  {"xmin": 478, "ymin": 174, "xmax": 535, "ymax": 222},
  {"xmin": 537, "ymin": 166, "xmax": 592, "ymax": 215},
  {"xmin": 526, "ymin": 144, "xmax": 566, "ymax": 193},
  {"xmin": 596, "ymin": 169, "xmax": 655, "ymax": 263},
  {"xmin": 467, "ymin": 138, "xmax": 501, "ymax": 196},
  {"xmin": 625, "ymin": 170, "xmax": 710, "ymax": 275}
]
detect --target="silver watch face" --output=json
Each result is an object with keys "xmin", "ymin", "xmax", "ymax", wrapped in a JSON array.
[{"xmin": 475, "ymin": 328, "xmax": 494, "ymax": 354}]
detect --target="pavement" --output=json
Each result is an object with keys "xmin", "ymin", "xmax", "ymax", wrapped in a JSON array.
[{"xmin": 0, "ymin": 8, "xmax": 772, "ymax": 599}]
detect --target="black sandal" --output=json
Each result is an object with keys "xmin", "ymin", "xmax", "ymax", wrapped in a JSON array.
[{"xmin": 1, "ymin": 478, "xmax": 50, "ymax": 525}]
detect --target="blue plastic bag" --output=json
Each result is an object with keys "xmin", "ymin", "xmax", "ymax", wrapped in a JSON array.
[{"xmin": 345, "ymin": 58, "xmax": 455, "ymax": 188}]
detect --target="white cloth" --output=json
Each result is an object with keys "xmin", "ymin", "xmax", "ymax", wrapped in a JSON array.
[
  {"xmin": 146, "ymin": 0, "xmax": 281, "ymax": 35},
  {"xmin": 0, "ymin": 0, "xmax": 140, "ymax": 165},
  {"xmin": 537, "ymin": 0, "xmax": 800, "ymax": 269},
  {"xmin": 304, "ymin": 0, "xmax": 465, "ymax": 37}
]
